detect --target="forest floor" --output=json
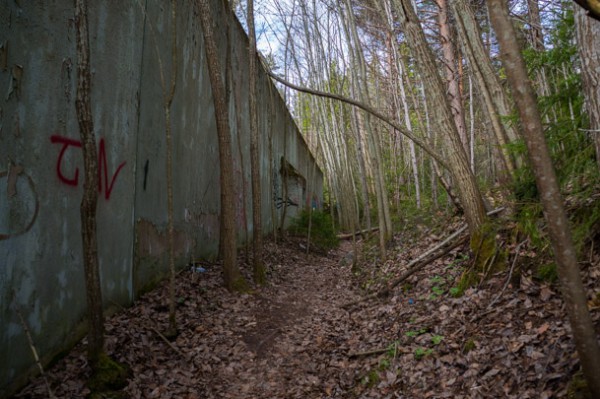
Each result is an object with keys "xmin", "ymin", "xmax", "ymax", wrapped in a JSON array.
[{"xmin": 14, "ymin": 221, "xmax": 600, "ymax": 399}]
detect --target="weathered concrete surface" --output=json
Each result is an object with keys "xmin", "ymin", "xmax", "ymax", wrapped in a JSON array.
[{"xmin": 0, "ymin": 0, "xmax": 322, "ymax": 396}]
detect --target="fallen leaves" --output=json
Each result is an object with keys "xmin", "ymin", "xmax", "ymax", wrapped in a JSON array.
[{"xmin": 12, "ymin": 235, "xmax": 600, "ymax": 398}]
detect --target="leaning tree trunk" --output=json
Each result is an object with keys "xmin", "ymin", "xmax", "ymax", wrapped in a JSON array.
[
  {"xmin": 487, "ymin": 0, "xmax": 600, "ymax": 395},
  {"xmin": 74, "ymin": 0, "xmax": 104, "ymax": 366},
  {"xmin": 197, "ymin": 0, "xmax": 247, "ymax": 292},
  {"xmin": 392, "ymin": 0, "xmax": 488, "ymax": 241},
  {"xmin": 575, "ymin": 5, "xmax": 600, "ymax": 170}
]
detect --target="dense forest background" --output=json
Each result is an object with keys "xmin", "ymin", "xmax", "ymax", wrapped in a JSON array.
[{"xmin": 234, "ymin": 0, "xmax": 598, "ymax": 247}]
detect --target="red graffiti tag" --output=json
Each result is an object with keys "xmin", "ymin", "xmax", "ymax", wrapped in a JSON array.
[
  {"xmin": 50, "ymin": 134, "xmax": 126, "ymax": 200},
  {"xmin": 50, "ymin": 135, "xmax": 81, "ymax": 186}
]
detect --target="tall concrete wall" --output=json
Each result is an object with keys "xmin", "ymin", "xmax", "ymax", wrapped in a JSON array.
[{"xmin": 0, "ymin": 1, "xmax": 323, "ymax": 396}]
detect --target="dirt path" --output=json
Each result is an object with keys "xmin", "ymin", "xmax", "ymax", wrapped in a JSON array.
[
  {"xmin": 14, "ymin": 240, "xmax": 362, "ymax": 399},
  {"xmin": 229, "ymin": 241, "xmax": 358, "ymax": 398}
]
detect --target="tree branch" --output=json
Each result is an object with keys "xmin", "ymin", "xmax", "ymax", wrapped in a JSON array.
[{"xmin": 265, "ymin": 70, "xmax": 450, "ymax": 172}]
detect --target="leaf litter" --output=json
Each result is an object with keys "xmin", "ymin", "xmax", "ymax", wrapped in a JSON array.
[{"xmin": 13, "ymin": 231, "xmax": 600, "ymax": 398}]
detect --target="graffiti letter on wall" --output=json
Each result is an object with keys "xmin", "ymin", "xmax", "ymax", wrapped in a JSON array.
[
  {"xmin": 50, "ymin": 134, "xmax": 126, "ymax": 200},
  {"xmin": 50, "ymin": 134, "xmax": 82, "ymax": 186},
  {"xmin": 0, "ymin": 165, "xmax": 39, "ymax": 240},
  {"xmin": 98, "ymin": 139, "xmax": 126, "ymax": 200}
]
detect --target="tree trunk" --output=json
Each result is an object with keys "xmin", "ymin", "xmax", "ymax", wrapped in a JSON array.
[
  {"xmin": 197, "ymin": 0, "xmax": 247, "ymax": 292},
  {"xmin": 487, "ymin": 0, "xmax": 600, "ymax": 395},
  {"xmin": 74, "ymin": 0, "xmax": 104, "ymax": 366},
  {"xmin": 527, "ymin": 0, "xmax": 544, "ymax": 51},
  {"xmin": 451, "ymin": 0, "xmax": 518, "ymax": 178},
  {"xmin": 342, "ymin": 0, "xmax": 392, "ymax": 251},
  {"xmin": 163, "ymin": 0, "xmax": 178, "ymax": 338},
  {"xmin": 247, "ymin": 0, "xmax": 266, "ymax": 284},
  {"xmin": 393, "ymin": 0, "xmax": 487, "ymax": 239},
  {"xmin": 575, "ymin": 5, "xmax": 600, "ymax": 170},
  {"xmin": 437, "ymin": 0, "xmax": 469, "ymax": 156},
  {"xmin": 381, "ymin": 0, "xmax": 421, "ymax": 209}
]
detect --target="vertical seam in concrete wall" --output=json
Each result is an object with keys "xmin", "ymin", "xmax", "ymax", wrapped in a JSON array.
[{"xmin": 130, "ymin": 0, "xmax": 149, "ymax": 301}]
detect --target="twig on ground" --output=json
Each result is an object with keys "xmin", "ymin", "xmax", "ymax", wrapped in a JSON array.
[
  {"xmin": 110, "ymin": 300, "xmax": 186, "ymax": 359},
  {"xmin": 14, "ymin": 302, "xmax": 56, "ymax": 398},
  {"xmin": 487, "ymin": 239, "xmax": 528, "ymax": 309},
  {"xmin": 149, "ymin": 326, "xmax": 186, "ymax": 358},
  {"xmin": 348, "ymin": 347, "xmax": 391, "ymax": 358}
]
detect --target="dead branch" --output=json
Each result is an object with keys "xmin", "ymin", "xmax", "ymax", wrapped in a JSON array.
[
  {"xmin": 341, "ymin": 208, "xmax": 506, "ymax": 309},
  {"xmin": 341, "ymin": 224, "xmax": 468, "ymax": 309},
  {"xmin": 149, "ymin": 326, "xmax": 186, "ymax": 359},
  {"xmin": 337, "ymin": 227, "xmax": 379, "ymax": 240},
  {"xmin": 348, "ymin": 347, "xmax": 390, "ymax": 358},
  {"xmin": 487, "ymin": 239, "xmax": 528, "ymax": 309},
  {"xmin": 14, "ymin": 304, "xmax": 56, "ymax": 398}
]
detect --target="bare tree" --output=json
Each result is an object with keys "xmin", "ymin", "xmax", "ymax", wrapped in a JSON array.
[
  {"xmin": 437, "ymin": 0, "xmax": 469, "ymax": 156},
  {"xmin": 197, "ymin": 0, "xmax": 248, "ymax": 292},
  {"xmin": 73, "ymin": 2, "xmax": 129, "ymax": 393},
  {"xmin": 575, "ymin": 5, "xmax": 600, "ymax": 170},
  {"xmin": 451, "ymin": 0, "xmax": 519, "ymax": 180},
  {"xmin": 248, "ymin": 0, "xmax": 266, "ymax": 284},
  {"xmin": 74, "ymin": 0, "xmax": 104, "ymax": 365},
  {"xmin": 487, "ymin": 0, "xmax": 600, "ymax": 395},
  {"xmin": 341, "ymin": 0, "xmax": 392, "ymax": 255},
  {"xmin": 391, "ymin": 0, "xmax": 489, "ymax": 243}
]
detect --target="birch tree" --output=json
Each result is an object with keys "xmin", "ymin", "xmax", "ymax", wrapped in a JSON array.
[
  {"xmin": 341, "ymin": 0, "xmax": 392, "ymax": 254},
  {"xmin": 451, "ymin": 0, "xmax": 518, "ymax": 179},
  {"xmin": 436, "ymin": 0, "xmax": 469, "ymax": 156}
]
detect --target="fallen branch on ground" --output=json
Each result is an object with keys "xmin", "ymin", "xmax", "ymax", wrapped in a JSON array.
[
  {"xmin": 348, "ymin": 347, "xmax": 391, "ymax": 358},
  {"xmin": 341, "ymin": 224, "xmax": 468, "ymax": 309},
  {"xmin": 341, "ymin": 208, "xmax": 506, "ymax": 309},
  {"xmin": 14, "ymin": 302, "xmax": 56, "ymax": 398},
  {"xmin": 337, "ymin": 227, "xmax": 379, "ymax": 240}
]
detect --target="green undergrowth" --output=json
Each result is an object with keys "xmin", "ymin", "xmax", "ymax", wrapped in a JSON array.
[
  {"xmin": 289, "ymin": 209, "xmax": 339, "ymax": 252},
  {"xmin": 512, "ymin": 163, "xmax": 600, "ymax": 281},
  {"xmin": 506, "ymin": 6, "xmax": 600, "ymax": 284}
]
